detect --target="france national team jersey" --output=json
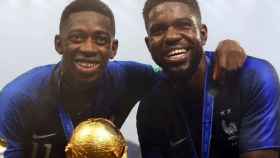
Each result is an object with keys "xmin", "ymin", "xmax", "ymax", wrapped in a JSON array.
[
  {"xmin": 0, "ymin": 61, "xmax": 158, "ymax": 158},
  {"xmin": 137, "ymin": 53, "xmax": 280, "ymax": 158}
]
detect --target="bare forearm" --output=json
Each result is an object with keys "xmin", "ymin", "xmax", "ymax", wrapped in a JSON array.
[{"xmin": 240, "ymin": 150, "xmax": 279, "ymax": 158}]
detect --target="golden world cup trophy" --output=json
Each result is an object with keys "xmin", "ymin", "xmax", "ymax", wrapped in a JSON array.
[{"xmin": 65, "ymin": 118, "xmax": 127, "ymax": 158}]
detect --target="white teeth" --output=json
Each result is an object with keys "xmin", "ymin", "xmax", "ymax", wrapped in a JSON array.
[
  {"xmin": 169, "ymin": 49, "xmax": 187, "ymax": 56},
  {"xmin": 77, "ymin": 62, "xmax": 97, "ymax": 68}
]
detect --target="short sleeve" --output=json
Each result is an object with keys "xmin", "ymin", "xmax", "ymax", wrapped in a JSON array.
[
  {"xmin": 239, "ymin": 58, "xmax": 280, "ymax": 152},
  {"xmin": 0, "ymin": 87, "xmax": 33, "ymax": 157}
]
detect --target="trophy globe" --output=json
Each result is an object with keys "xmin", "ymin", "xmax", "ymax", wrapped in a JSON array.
[{"xmin": 65, "ymin": 118, "xmax": 127, "ymax": 158}]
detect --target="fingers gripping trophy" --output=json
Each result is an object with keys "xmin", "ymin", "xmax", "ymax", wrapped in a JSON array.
[{"xmin": 65, "ymin": 118, "xmax": 127, "ymax": 158}]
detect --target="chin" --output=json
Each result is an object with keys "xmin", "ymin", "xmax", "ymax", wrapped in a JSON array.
[
  {"xmin": 165, "ymin": 64, "xmax": 196, "ymax": 80},
  {"xmin": 79, "ymin": 76, "xmax": 100, "ymax": 84},
  {"xmin": 73, "ymin": 73, "xmax": 99, "ymax": 84}
]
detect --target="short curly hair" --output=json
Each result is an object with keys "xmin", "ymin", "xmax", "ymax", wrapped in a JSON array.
[
  {"xmin": 143, "ymin": 0, "xmax": 201, "ymax": 30},
  {"xmin": 59, "ymin": 0, "xmax": 115, "ymax": 36}
]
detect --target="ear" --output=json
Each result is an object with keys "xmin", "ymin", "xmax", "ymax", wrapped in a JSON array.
[
  {"xmin": 200, "ymin": 24, "xmax": 208, "ymax": 46},
  {"xmin": 55, "ymin": 35, "xmax": 63, "ymax": 55},
  {"xmin": 145, "ymin": 36, "xmax": 152, "ymax": 53},
  {"xmin": 110, "ymin": 39, "xmax": 118, "ymax": 59}
]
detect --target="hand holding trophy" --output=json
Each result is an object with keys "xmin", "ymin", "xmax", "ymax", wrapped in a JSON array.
[{"xmin": 65, "ymin": 118, "xmax": 127, "ymax": 158}]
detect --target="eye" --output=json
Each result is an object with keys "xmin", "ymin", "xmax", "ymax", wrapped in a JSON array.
[
  {"xmin": 175, "ymin": 20, "xmax": 193, "ymax": 30},
  {"xmin": 149, "ymin": 24, "xmax": 168, "ymax": 36},
  {"xmin": 94, "ymin": 33, "xmax": 110, "ymax": 45},
  {"xmin": 69, "ymin": 32, "xmax": 85, "ymax": 43}
]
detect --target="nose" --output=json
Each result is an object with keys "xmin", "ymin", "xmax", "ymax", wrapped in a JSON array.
[
  {"xmin": 80, "ymin": 38, "xmax": 96, "ymax": 55},
  {"xmin": 164, "ymin": 26, "xmax": 181, "ymax": 46}
]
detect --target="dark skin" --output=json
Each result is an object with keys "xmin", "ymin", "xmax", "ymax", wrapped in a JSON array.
[
  {"xmin": 0, "ymin": 7, "xmax": 249, "ymax": 157},
  {"xmin": 213, "ymin": 39, "xmax": 246, "ymax": 81},
  {"xmin": 52, "ymin": 10, "xmax": 244, "ymax": 116},
  {"xmin": 51, "ymin": 10, "xmax": 244, "ymax": 121},
  {"xmin": 54, "ymin": 11, "xmax": 118, "ymax": 114},
  {"xmin": 145, "ymin": 2, "xmax": 277, "ymax": 158}
]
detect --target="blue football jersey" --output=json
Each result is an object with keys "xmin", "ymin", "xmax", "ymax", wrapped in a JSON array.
[
  {"xmin": 137, "ymin": 53, "xmax": 280, "ymax": 158},
  {"xmin": 0, "ymin": 61, "xmax": 158, "ymax": 158}
]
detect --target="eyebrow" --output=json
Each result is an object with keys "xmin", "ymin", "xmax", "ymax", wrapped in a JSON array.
[
  {"xmin": 68, "ymin": 27, "xmax": 112, "ymax": 35},
  {"xmin": 149, "ymin": 17, "xmax": 195, "ymax": 30},
  {"xmin": 174, "ymin": 17, "xmax": 195, "ymax": 24}
]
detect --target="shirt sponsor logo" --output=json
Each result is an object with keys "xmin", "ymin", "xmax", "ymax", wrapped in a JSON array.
[{"xmin": 220, "ymin": 108, "xmax": 238, "ymax": 146}]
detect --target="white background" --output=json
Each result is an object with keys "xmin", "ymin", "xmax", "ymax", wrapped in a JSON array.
[{"xmin": 0, "ymin": 0, "xmax": 279, "ymax": 146}]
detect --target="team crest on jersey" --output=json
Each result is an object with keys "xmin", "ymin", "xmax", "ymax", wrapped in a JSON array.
[{"xmin": 220, "ymin": 108, "xmax": 238, "ymax": 146}]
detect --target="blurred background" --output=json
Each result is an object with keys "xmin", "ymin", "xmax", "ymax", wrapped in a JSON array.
[{"xmin": 0, "ymin": 0, "xmax": 280, "ymax": 157}]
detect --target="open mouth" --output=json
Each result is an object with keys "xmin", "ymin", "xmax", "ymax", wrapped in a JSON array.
[
  {"xmin": 74, "ymin": 60, "xmax": 101, "ymax": 74},
  {"xmin": 164, "ymin": 48, "xmax": 191, "ymax": 63}
]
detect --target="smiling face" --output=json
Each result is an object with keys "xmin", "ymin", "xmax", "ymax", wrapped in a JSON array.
[
  {"xmin": 55, "ymin": 11, "xmax": 118, "ymax": 89},
  {"xmin": 145, "ymin": 1, "xmax": 207, "ymax": 79}
]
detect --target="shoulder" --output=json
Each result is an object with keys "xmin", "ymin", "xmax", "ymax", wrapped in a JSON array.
[
  {"xmin": 240, "ymin": 56, "xmax": 279, "ymax": 94},
  {"xmin": 2, "ymin": 64, "xmax": 56, "ymax": 94},
  {"xmin": 0, "ymin": 64, "xmax": 56, "ymax": 111},
  {"xmin": 0, "ymin": 64, "xmax": 58, "ymax": 139},
  {"xmin": 237, "ymin": 57, "xmax": 280, "ymax": 152},
  {"xmin": 239, "ymin": 56, "xmax": 280, "ymax": 107},
  {"xmin": 242, "ymin": 56, "xmax": 278, "ymax": 80}
]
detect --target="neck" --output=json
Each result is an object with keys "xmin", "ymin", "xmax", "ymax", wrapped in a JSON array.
[
  {"xmin": 60, "ymin": 76, "xmax": 97, "ymax": 114},
  {"xmin": 187, "ymin": 55, "xmax": 206, "ymax": 93},
  {"xmin": 185, "ymin": 54, "xmax": 207, "ymax": 101}
]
